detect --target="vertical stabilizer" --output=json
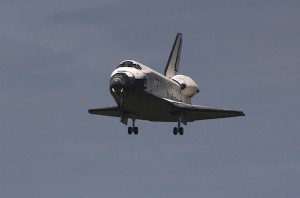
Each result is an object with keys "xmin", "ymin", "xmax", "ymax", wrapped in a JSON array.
[{"xmin": 164, "ymin": 33, "xmax": 183, "ymax": 78}]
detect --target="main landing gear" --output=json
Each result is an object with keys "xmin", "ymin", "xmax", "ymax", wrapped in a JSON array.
[
  {"xmin": 173, "ymin": 115, "xmax": 185, "ymax": 135},
  {"xmin": 128, "ymin": 118, "xmax": 138, "ymax": 135},
  {"xmin": 173, "ymin": 127, "xmax": 184, "ymax": 135}
]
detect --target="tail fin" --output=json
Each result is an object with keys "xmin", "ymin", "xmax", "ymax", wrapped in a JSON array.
[{"xmin": 164, "ymin": 33, "xmax": 183, "ymax": 78}]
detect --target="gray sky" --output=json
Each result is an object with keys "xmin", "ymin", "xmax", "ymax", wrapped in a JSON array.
[{"xmin": 1, "ymin": 0, "xmax": 300, "ymax": 197}]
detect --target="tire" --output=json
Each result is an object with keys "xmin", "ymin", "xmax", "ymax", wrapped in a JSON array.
[
  {"xmin": 179, "ymin": 127, "xmax": 184, "ymax": 135},
  {"xmin": 128, "ymin": 127, "xmax": 133, "ymax": 135},
  {"xmin": 134, "ymin": 127, "xmax": 138, "ymax": 135},
  {"xmin": 173, "ymin": 127, "xmax": 178, "ymax": 135}
]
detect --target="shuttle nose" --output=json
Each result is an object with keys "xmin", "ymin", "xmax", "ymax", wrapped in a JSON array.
[
  {"xmin": 110, "ymin": 73, "xmax": 134, "ymax": 95},
  {"xmin": 111, "ymin": 76, "xmax": 124, "ymax": 89}
]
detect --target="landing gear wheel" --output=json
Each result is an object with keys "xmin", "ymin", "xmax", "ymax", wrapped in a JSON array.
[
  {"xmin": 133, "ymin": 127, "xmax": 139, "ymax": 135},
  {"xmin": 128, "ymin": 127, "xmax": 133, "ymax": 135},
  {"xmin": 173, "ymin": 127, "xmax": 178, "ymax": 135},
  {"xmin": 179, "ymin": 127, "xmax": 184, "ymax": 135}
]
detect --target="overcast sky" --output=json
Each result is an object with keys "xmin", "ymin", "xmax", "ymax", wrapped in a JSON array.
[{"xmin": 1, "ymin": 0, "xmax": 300, "ymax": 198}]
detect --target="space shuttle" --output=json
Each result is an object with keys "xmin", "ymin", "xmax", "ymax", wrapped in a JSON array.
[{"xmin": 89, "ymin": 33, "xmax": 245, "ymax": 135}]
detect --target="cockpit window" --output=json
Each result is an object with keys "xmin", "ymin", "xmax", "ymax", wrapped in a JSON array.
[{"xmin": 117, "ymin": 61, "xmax": 141, "ymax": 70}]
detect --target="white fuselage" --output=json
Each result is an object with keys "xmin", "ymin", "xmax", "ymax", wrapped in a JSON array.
[{"xmin": 110, "ymin": 60, "xmax": 198, "ymax": 105}]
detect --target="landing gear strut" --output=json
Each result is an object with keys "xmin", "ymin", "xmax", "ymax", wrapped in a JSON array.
[
  {"xmin": 128, "ymin": 118, "xmax": 138, "ymax": 135},
  {"xmin": 173, "ymin": 114, "xmax": 185, "ymax": 135}
]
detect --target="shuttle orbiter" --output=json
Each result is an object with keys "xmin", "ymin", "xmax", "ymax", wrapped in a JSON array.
[{"xmin": 89, "ymin": 33, "xmax": 245, "ymax": 135}]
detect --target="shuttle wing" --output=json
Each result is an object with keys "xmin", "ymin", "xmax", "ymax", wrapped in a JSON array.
[
  {"xmin": 88, "ymin": 99, "xmax": 244, "ymax": 123},
  {"xmin": 88, "ymin": 105, "xmax": 121, "ymax": 117},
  {"xmin": 164, "ymin": 99, "xmax": 245, "ymax": 122}
]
